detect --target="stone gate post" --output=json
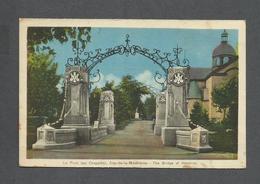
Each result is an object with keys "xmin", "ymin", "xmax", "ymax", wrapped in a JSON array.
[
  {"xmin": 98, "ymin": 90, "xmax": 115, "ymax": 134},
  {"xmin": 154, "ymin": 92, "xmax": 166, "ymax": 136},
  {"xmin": 62, "ymin": 66, "xmax": 91, "ymax": 144},
  {"xmin": 161, "ymin": 67, "xmax": 191, "ymax": 146}
]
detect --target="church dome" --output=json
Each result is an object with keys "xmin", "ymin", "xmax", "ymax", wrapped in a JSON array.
[
  {"xmin": 212, "ymin": 30, "xmax": 236, "ymax": 57},
  {"xmin": 212, "ymin": 42, "xmax": 236, "ymax": 57},
  {"xmin": 212, "ymin": 30, "xmax": 237, "ymax": 68}
]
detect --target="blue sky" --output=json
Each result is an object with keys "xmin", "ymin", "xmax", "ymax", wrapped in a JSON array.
[{"xmin": 48, "ymin": 28, "xmax": 238, "ymax": 91}]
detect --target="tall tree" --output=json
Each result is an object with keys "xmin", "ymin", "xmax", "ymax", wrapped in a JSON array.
[
  {"xmin": 89, "ymin": 75, "xmax": 153, "ymax": 129},
  {"xmin": 143, "ymin": 95, "xmax": 156, "ymax": 119},
  {"xmin": 27, "ymin": 27, "xmax": 91, "ymax": 122},
  {"xmin": 119, "ymin": 75, "xmax": 150, "ymax": 118},
  {"xmin": 27, "ymin": 53, "xmax": 62, "ymax": 122},
  {"xmin": 211, "ymin": 75, "xmax": 238, "ymax": 153},
  {"xmin": 89, "ymin": 87, "xmax": 102, "ymax": 125},
  {"xmin": 212, "ymin": 75, "xmax": 238, "ymax": 121}
]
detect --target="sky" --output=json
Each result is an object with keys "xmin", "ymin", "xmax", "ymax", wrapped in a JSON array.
[{"xmin": 48, "ymin": 28, "xmax": 238, "ymax": 92}]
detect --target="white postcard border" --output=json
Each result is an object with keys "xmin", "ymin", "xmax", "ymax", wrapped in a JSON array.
[{"xmin": 19, "ymin": 19, "xmax": 246, "ymax": 168}]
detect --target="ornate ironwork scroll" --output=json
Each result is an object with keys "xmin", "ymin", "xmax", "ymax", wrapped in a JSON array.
[
  {"xmin": 88, "ymin": 69, "xmax": 101, "ymax": 90},
  {"xmin": 66, "ymin": 34, "xmax": 190, "ymax": 90}
]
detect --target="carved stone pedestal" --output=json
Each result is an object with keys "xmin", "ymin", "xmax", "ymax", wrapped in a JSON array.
[
  {"xmin": 176, "ymin": 127, "xmax": 212, "ymax": 152},
  {"xmin": 98, "ymin": 90, "xmax": 115, "ymax": 134},
  {"xmin": 32, "ymin": 124, "xmax": 77, "ymax": 150}
]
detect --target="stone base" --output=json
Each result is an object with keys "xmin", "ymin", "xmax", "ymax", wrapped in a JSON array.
[
  {"xmin": 32, "ymin": 125, "xmax": 77, "ymax": 150},
  {"xmin": 154, "ymin": 124, "xmax": 164, "ymax": 136},
  {"xmin": 161, "ymin": 127, "xmax": 191, "ymax": 146},
  {"xmin": 62, "ymin": 125, "xmax": 91, "ymax": 144},
  {"xmin": 33, "ymin": 141, "xmax": 76, "ymax": 150},
  {"xmin": 177, "ymin": 144, "xmax": 213, "ymax": 153},
  {"xmin": 175, "ymin": 127, "xmax": 213, "ymax": 152},
  {"xmin": 107, "ymin": 124, "xmax": 115, "ymax": 134}
]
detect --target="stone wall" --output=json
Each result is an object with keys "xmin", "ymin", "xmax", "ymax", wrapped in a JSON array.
[{"xmin": 90, "ymin": 127, "xmax": 108, "ymax": 143}]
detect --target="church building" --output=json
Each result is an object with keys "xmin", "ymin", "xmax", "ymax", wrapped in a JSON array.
[{"xmin": 187, "ymin": 30, "xmax": 238, "ymax": 121}]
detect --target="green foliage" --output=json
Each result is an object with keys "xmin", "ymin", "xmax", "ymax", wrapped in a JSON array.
[
  {"xmin": 89, "ymin": 87, "xmax": 102, "ymax": 125},
  {"xmin": 210, "ymin": 75, "xmax": 238, "ymax": 153},
  {"xmin": 114, "ymin": 88, "xmax": 132, "ymax": 129},
  {"xmin": 209, "ymin": 129, "xmax": 237, "ymax": 153},
  {"xmin": 143, "ymin": 95, "xmax": 156, "ymax": 120},
  {"xmin": 27, "ymin": 27, "xmax": 92, "ymax": 123},
  {"xmin": 89, "ymin": 75, "xmax": 152, "ymax": 130},
  {"xmin": 27, "ymin": 53, "xmax": 63, "ymax": 122},
  {"xmin": 119, "ymin": 75, "xmax": 150, "ymax": 119},
  {"xmin": 27, "ymin": 27, "xmax": 91, "ymax": 54},
  {"xmin": 190, "ymin": 101, "xmax": 209, "ymax": 128},
  {"xmin": 102, "ymin": 81, "xmax": 115, "ymax": 91},
  {"xmin": 212, "ymin": 75, "xmax": 238, "ymax": 120}
]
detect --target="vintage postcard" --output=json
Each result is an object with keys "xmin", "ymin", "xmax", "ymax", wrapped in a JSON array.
[{"xmin": 19, "ymin": 19, "xmax": 246, "ymax": 168}]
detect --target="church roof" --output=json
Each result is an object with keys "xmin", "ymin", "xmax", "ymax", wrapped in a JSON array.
[
  {"xmin": 189, "ymin": 68, "xmax": 211, "ymax": 80},
  {"xmin": 212, "ymin": 42, "xmax": 236, "ymax": 57},
  {"xmin": 187, "ymin": 81, "xmax": 202, "ymax": 99}
]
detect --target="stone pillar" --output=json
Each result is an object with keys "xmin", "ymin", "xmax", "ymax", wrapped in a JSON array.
[
  {"xmin": 62, "ymin": 66, "xmax": 91, "ymax": 144},
  {"xmin": 98, "ymin": 90, "xmax": 115, "ymax": 134},
  {"xmin": 162, "ymin": 67, "xmax": 191, "ymax": 146},
  {"xmin": 154, "ymin": 92, "xmax": 166, "ymax": 136}
]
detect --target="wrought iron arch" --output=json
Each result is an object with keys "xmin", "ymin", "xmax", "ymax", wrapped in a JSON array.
[{"xmin": 66, "ymin": 34, "xmax": 190, "ymax": 90}]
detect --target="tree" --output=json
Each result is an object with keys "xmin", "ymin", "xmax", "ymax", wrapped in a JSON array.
[
  {"xmin": 211, "ymin": 75, "xmax": 238, "ymax": 152},
  {"xmin": 27, "ymin": 27, "xmax": 91, "ymax": 54},
  {"xmin": 113, "ymin": 88, "xmax": 131, "ymax": 129},
  {"xmin": 89, "ymin": 87, "xmax": 102, "ymax": 125},
  {"xmin": 102, "ymin": 81, "xmax": 115, "ymax": 91},
  {"xmin": 212, "ymin": 75, "xmax": 238, "ymax": 121},
  {"xmin": 143, "ymin": 95, "xmax": 156, "ymax": 119},
  {"xmin": 88, "ymin": 75, "xmax": 153, "ymax": 129},
  {"xmin": 190, "ymin": 101, "xmax": 209, "ymax": 128},
  {"xmin": 119, "ymin": 75, "xmax": 150, "ymax": 118},
  {"xmin": 27, "ymin": 27, "xmax": 92, "ymax": 122},
  {"xmin": 27, "ymin": 53, "xmax": 62, "ymax": 122}
]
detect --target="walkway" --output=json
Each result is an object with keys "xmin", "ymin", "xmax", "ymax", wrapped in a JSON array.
[{"xmin": 27, "ymin": 121, "xmax": 237, "ymax": 159}]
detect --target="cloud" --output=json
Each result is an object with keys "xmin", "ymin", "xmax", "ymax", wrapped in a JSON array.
[
  {"xmin": 91, "ymin": 72, "xmax": 121, "ymax": 89},
  {"xmin": 135, "ymin": 70, "xmax": 165, "ymax": 101},
  {"xmin": 91, "ymin": 70, "xmax": 164, "ymax": 97},
  {"xmin": 105, "ymin": 73, "xmax": 121, "ymax": 85},
  {"xmin": 135, "ymin": 70, "xmax": 163, "ymax": 91}
]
